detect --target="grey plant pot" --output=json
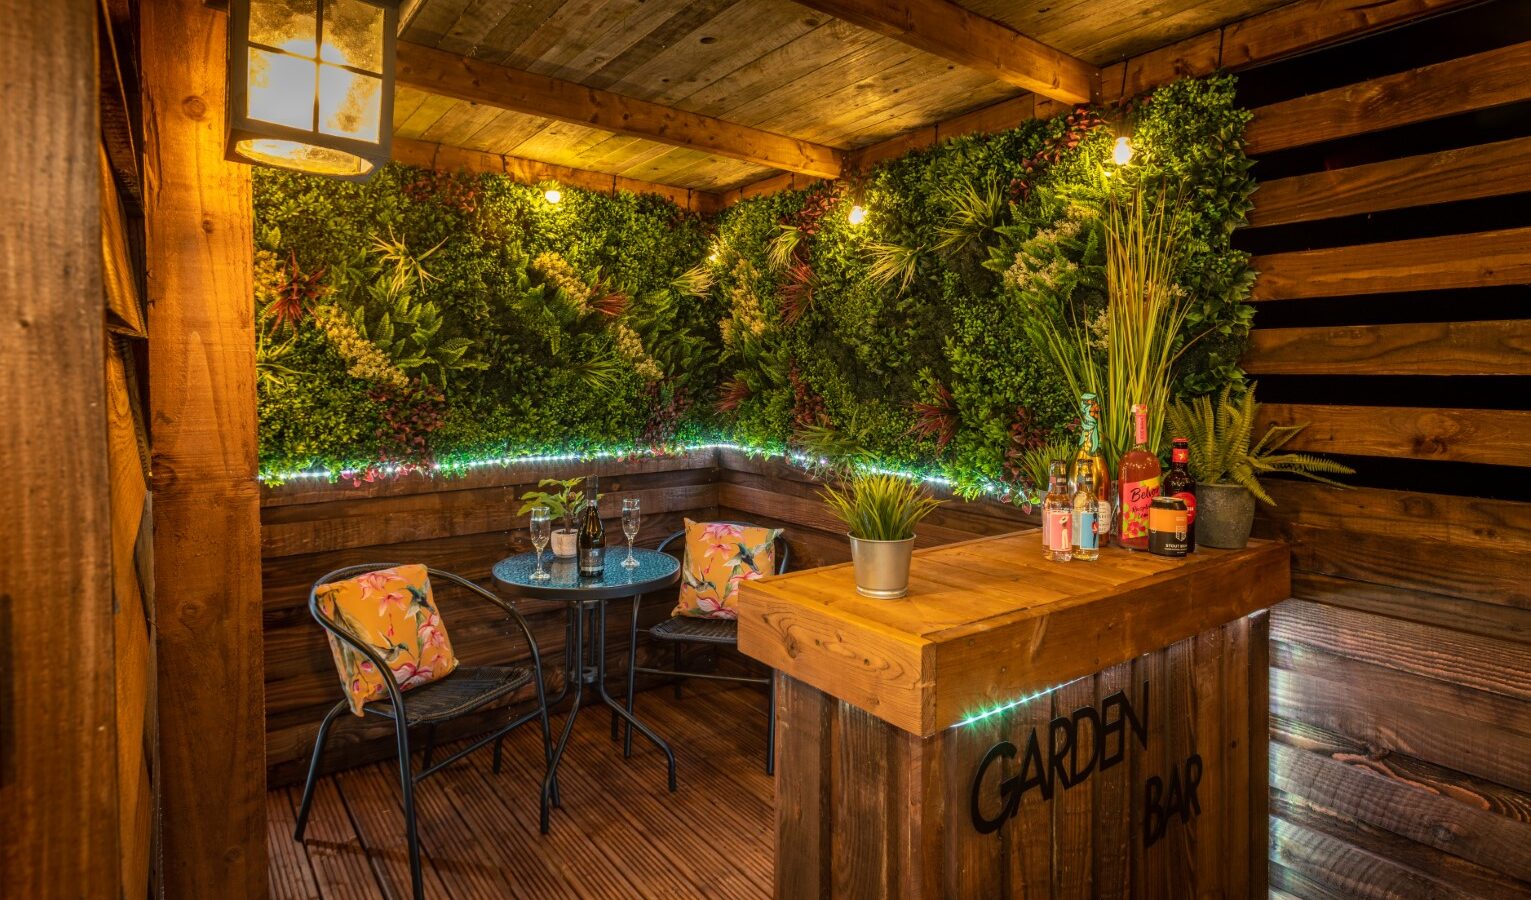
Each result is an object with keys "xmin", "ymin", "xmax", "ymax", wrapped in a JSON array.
[
  {"xmin": 848, "ymin": 535, "xmax": 916, "ymax": 599},
  {"xmin": 1197, "ymin": 482, "xmax": 1256, "ymax": 549}
]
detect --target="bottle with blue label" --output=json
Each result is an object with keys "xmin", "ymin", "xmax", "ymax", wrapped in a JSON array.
[{"xmin": 1071, "ymin": 468, "xmax": 1100, "ymax": 562}]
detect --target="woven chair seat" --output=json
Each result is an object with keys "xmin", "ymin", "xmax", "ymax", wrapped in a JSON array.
[
  {"xmin": 363, "ymin": 665, "xmax": 532, "ymax": 726},
  {"xmin": 649, "ymin": 616, "xmax": 739, "ymax": 646}
]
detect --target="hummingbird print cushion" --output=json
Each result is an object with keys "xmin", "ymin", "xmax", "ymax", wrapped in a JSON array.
[
  {"xmin": 673, "ymin": 519, "xmax": 782, "ymax": 619},
  {"xmin": 315, "ymin": 564, "xmax": 460, "ymax": 715}
]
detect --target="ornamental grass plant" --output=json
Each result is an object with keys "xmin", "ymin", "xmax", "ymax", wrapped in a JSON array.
[{"xmin": 820, "ymin": 472, "xmax": 942, "ymax": 542}]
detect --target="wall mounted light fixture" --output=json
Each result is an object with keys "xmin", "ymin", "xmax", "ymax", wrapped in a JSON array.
[{"xmin": 226, "ymin": 0, "xmax": 398, "ymax": 180}]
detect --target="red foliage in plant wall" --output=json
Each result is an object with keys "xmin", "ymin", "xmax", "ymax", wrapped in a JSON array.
[
  {"xmin": 590, "ymin": 283, "xmax": 629, "ymax": 318},
  {"xmin": 779, "ymin": 260, "xmax": 815, "ymax": 326},
  {"xmin": 1009, "ymin": 106, "xmax": 1107, "ymax": 202},
  {"xmin": 357, "ymin": 381, "xmax": 446, "ymax": 483},
  {"xmin": 716, "ymin": 378, "xmax": 752, "ymax": 415},
  {"xmin": 789, "ymin": 362, "xmax": 828, "ymax": 430},
  {"xmin": 271, "ymin": 250, "xmax": 326, "ymax": 330},
  {"xmin": 1003, "ymin": 405, "xmax": 1050, "ymax": 486},
  {"xmin": 910, "ymin": 380, "xmax": 959, "ymax": 452},
  {"xmin": 401, "ymin": 168, "xmax": 481, "ymax": 214},
  {"xmin": 640, "ymin": 382, "xmax": 692, "ymax": 448}
]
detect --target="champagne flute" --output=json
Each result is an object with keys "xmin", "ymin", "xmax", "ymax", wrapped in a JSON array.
[
  {"xmin": 530, "ymin": 505, "xmax": 552, "ymax": 581},
  {"xmin": 621, "ymin": 498, "xmax": 641, "ymax": 569}
]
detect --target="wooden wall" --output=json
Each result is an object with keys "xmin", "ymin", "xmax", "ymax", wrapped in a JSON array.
[
  {"xmin": 2, "ymin": 1, "xmax": 120, "ymax": 896},
  {"xmin": 263, "ymin": 449, "xmax": 1039, "ymax": 782},
  {"xmin": 1231, "ymin": 2, "xmax": 1531, "ymax": 894}
]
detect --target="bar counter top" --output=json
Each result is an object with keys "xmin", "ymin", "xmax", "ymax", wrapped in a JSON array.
[{"xmin": 736, "ymin": 531, "xmax": 1290, "ymax": 737}]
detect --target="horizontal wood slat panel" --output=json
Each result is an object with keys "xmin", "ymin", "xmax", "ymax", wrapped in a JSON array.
[
  {"xmin": 1249, "ymin": 227, "xmax": 1531, "ymax": 300},
  {"xmin": 1243, "ymin": 320, "xmax": 1531, "ymax": 375},
  {"xmin": 1272, "ymin": 598, "xmax": 1531, "ymax": 701},
  {"xmin": 1245, "ymin": 40, "xmax": 1531, "ymax": 154},
  {"xmin": 1220, "ymin": 0, "xmax": 1483, "ymax": 70},
  {"xmin": 1270, "ymin": 655, "xmax": 1531, "ymax": 794},
  {"xmin": 1270, "ymin": 792, "xmax": 1531, "ymax": 899},
  {"xmin": 1249, "ymin": 135, "xmax": 1531, "ymax": 227},
  {"xmin": 1290, "ymin": 572, "xmax": 1531, "ymax": 645},
  {"xmin": 1258, "ymin": 481, "xmax": 1531, "ymax": 555},
  {"xmin": 1270, "ymin": 741, "xmax": 1531, "ymax": 882},
  {"xmin": 1256, "ymin": 403, "xmax": 1531, "ymax": 466}
]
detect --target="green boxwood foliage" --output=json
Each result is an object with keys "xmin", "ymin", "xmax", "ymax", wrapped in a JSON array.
[{"xmin": 255, "ymin": 74, "xmax": 1255, "ymax": 498}]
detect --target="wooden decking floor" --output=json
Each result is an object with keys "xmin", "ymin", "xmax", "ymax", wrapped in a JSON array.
[{"xmin": 268, "ymin": 682, "xmax": 775, "ymax": 899}]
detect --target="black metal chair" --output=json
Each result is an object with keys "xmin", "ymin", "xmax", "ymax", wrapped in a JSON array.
[
  {"xmin": 293, "ymin": 564, "xmax": 557, "ymax": 900},
  {"xmin": 617, "ymin": 524, "xmax": 789, "ymax": 775}
]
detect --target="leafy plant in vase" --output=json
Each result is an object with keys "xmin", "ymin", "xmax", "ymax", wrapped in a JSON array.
[
  {"xmin": 821, "ymin": 473, "xmax": 941, "ymax": 599},
  {"xmin": 518, "ymin": 477, "xmax": 595, "ymax": 558},
  {"xmin": 1166, "ymin": 384, "xmax": 1353, "ymax": 548}
]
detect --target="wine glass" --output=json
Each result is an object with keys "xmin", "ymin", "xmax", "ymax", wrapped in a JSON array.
[
  {"xmin": 529, "ymin": 505, "xmax": 552, "ymax": 581},
  {"xmin": 621, "ymin": 498, "xmax": 641, "ymax": 569}
]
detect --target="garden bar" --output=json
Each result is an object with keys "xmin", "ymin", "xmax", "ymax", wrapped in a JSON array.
[
  {"xmin": 8, "ymin": 0, "xmax": 1530, "ymax": 897},
  {"xmin": 738, "ymin": 533, "xmax": 1289, "ymax": 896}
]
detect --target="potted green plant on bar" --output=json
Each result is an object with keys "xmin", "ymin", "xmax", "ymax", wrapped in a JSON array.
[
  {"xmin": 518, "ymin": 477, "xmax": 592, "ymax": 558},
  {"xmin": 1167, "ymin": 384, "xmax": 1353, "ymax": 548},
  {"xmin": 821, "ymin": 472, "xmax": 942, "ymax": 599}
]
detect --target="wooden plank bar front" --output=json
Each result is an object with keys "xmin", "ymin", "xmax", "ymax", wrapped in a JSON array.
[{"xmin": 737, "ymin": 531, "xmax": 1289, "ymax": 898}]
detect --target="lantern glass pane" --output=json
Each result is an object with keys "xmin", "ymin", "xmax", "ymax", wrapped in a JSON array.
[
  {"xmin": 317, "ymin": 65, "xmax": 381, "ymax": 141},
  {"xmin": 247, "ymin": 48, "xmax": 317, "ymax": 130},
  {"xmin": 249, "ymin": 0, "xmax": 318, "ymax": 57},
  {"xmin": 321, "ymin": 0, "xmax": 385, "ymax": 72},
  {"xmin": 234, "ymin": 138, "xmax": 373, "ymax": 177}
]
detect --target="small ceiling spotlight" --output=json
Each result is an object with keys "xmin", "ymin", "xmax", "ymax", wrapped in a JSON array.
[
  {"xmin": 544, "ymin": 188, "xmax": 562, "ymax": 204},
  {"xmin": 848, "ymin": 204, "xmax": 867, "ymax": 226},
  {"xmin": 1112, "ymin": 136, "xmax": 1134, "ymax": 166}
]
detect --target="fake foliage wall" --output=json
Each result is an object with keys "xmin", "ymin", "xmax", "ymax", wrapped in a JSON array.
[{"xmin": 256, "ymin": 75, "xmax": 1255, "ymax": 498}]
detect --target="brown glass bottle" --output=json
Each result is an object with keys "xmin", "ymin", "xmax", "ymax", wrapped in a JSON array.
[
  {"xmin": 1162, "ymin": 437, "xmax": 1197, "ymax": 552},
  {"xmin": 1116, "ymin": 404, "xmax": 1161, "ymax": 551}
]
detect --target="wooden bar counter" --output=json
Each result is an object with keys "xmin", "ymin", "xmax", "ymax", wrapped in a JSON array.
[{"xmin": 736, "ymin": 531, "xmax": 1290, "ymax": 899}]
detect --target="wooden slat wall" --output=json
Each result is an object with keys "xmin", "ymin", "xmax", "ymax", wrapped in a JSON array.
[{"xmin": 1235, "ymin": 8, "xmax": 1531, "ymax": 894}]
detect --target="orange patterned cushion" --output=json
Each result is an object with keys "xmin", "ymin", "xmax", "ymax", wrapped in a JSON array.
[
  {"xmin": 315, "ymin": 564, "xmax": 459, "ymax": 716},
  {"xmin": 672, "ymin": 519, "xmax": 782, "ymax": 620}
]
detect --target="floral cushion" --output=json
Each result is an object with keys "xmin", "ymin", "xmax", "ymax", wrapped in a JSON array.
[
  {"xmin": 673, "ymin": 519, "xmax": 782, "ymax": 620},
  {"xmin": 315, "ymin": 564, "xmax": 459, "ymax": 716}
]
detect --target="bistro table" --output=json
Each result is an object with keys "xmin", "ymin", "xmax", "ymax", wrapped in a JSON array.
[{"xmin": 493, "ymin": 549, "xmax": 681, "ymax": 821}]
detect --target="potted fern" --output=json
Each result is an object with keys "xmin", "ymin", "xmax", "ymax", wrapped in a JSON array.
[
  {"xmin": 1166, "ymin": 385, "xmax": 1353, "ymax": 549},
  {"xmin": 821, "ymin": 472, "xmax": 941, "ymax": 599}
]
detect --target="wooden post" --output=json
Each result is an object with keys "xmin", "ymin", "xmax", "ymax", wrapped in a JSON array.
[
  {"xmin": 141, "ymin": 0, "xmax": 266, "ymax": 895},
  {"xmin": 0, "ymin": 1, "xmax": 119, "ymax": 896}
]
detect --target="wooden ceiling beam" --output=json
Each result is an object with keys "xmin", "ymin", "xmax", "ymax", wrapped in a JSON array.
[
  {"xmin": 790, "ymin": 0, "xmax": 1098, "ymax": 104},
  {"xmin": 395, "ymin": 42, "xmax": 844, "ymax": 180},
  {"xmin": 392, "ymin": 137, "xmax": 724, "ymax": 214}
]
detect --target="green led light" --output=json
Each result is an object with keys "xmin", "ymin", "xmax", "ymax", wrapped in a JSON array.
[{"xmin": 950, "ymin": 675, "xmax": 1089, "ymax": 729}]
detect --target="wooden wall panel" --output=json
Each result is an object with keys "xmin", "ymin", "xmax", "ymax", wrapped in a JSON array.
[
  {"xmin": 141, "ymin": 0, "xmax": 266, "ymax": 894},
  {"xmin": 1240, "ymin": 9, "xmax": 1531, "ymax": 894},
  {"xmin": 1, "ymin": 1, "xmax": 119, "ymax": 896}
]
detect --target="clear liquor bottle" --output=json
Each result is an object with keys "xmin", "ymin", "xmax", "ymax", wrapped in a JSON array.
[
  {"xmin": 1116, "ymin": 404, "xmax": 1162, "ymax": 551},
  {"xmin": 1071, "ymin": 469, "xmax": 1100, "ymax": 562},
  {"xmin": 1043, "ymin": 460, "xmax": 1073, "ymax": 562}
]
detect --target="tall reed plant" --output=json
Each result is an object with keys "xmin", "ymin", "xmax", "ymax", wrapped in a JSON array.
[
  {"xmin": 1027, "ymin": 180, "xmax": 1201, "ymax": 466},
  {"xmin": 820, "ymin": 472, "xmax": 942, "ymax": 542}
]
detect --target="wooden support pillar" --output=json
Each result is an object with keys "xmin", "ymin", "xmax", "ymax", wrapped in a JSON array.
[
  {"xmin": 0, "ymin": 1, "xmax": 119, "ymax": 896},
  {"xmin": 141, "ymin": 0, "xmax": 266, "ymax": 895}
]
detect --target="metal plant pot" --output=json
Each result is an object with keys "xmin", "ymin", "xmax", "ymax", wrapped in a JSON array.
[
  {"xmin": 550, "ymin": 528, "xmax": 579, "ymax": 559},
  {"xmin": 849, "ymin": 535, "xmax": 916, "ymax": 599},
  {"xmin": 1196, "ymin": 482, "xmax": 1256, "ymax": 549}
]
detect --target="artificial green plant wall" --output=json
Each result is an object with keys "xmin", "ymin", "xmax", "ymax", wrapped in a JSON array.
[{"xmin": 255, "ymin": 75, "xmax": 1255, "ymax": 497}]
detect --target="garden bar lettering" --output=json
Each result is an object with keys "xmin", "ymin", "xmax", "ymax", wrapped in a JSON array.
[{"xmin": 969, "ymin": 681, "xmax": 1201, "ymax": 847}]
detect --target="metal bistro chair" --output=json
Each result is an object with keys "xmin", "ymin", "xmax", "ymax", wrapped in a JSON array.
[
  {"xmin": 293, "ymin": 564, "xmax": 558, "ymax": 900},
  {"xmin": 617, "ymin": 524, "xmax": 789, "ymax": 775}
]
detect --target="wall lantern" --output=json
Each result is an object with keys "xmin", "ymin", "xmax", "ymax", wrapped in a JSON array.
[
  {"xmin": 544, "ymin": 188, "xmax": 563, "ymax": 204},
  {"xmin": 226, "ymin": 0, "xmax": 399, "ymax": 181},
  {"xmin": 847, "ymin": 204, "xmax": 867, "ymax": 226}
]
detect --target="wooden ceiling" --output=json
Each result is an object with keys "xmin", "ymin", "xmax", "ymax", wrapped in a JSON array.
[{"xmin": 393, "ymin": 0, "xmax": 1294, "ymax": 193}]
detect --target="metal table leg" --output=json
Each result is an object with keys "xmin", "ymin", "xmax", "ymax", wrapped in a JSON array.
[
  {"xmin": 541, "ymin": 601, "xmax": 582, "ymax": 833},
  {"xmin": 597, "ymin": 596, "xmax": 676, "ymax": 792}
]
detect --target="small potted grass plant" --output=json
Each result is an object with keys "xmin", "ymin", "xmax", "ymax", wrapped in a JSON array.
[
  {"xmin": 1167, "ymin": 384, "xmax": 1353, "ymax": 549},
  {"xmin": 518, "ymin": 477, "xmax": 591, "ymax": 558},
  {"xmin": 821, "ymin": 472, "xmax": 941, "ymax": 599}
]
